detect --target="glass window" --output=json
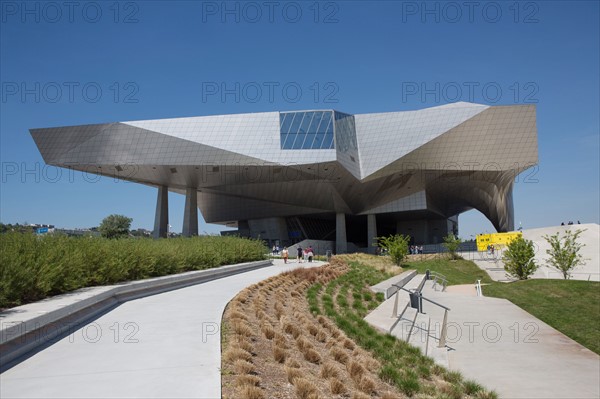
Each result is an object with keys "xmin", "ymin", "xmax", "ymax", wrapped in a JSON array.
[
  {"xmin": 280, "ymin": 111, "xmax": 338, "ymax": 150},
  {"xmin": 321, "ymin": 132, "xmax": 334, "ymax": 149}
]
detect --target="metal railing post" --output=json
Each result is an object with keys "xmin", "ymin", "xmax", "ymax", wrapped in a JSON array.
[{"xmin": 439, "ymin": 309, "xmax": 448, "ymax": 348}]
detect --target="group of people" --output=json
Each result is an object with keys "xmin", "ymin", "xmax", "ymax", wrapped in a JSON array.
[
  {"xmin": 271, "ymin": 245, "xmax": 281, "ymax": 255},
  {"xmin": 561, "ymin": 221, "xmax": 581, "ymax": 226},
  {"xmin": 410, "ymin": 245, "xmax": 424, "ymax": 255},
  {"xmin": 280, "ymin": 245, "xmax": 314, "ymax": 264}
]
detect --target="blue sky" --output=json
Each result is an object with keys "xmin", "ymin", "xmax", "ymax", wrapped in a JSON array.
[{"xmin": 1, "ymin": 1, "xmax": 598, "ymax": 238}]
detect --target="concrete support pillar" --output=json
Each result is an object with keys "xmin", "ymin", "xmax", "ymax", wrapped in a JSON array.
[
  {"xmin": 182, "ymin": 187, "xmax": 198, "ymax": 237},
  {"xmin": 336, "ymin": 213, "xmax": 347, "ymax": 254},
  {"xmin": 367, "ymin": 214, "xmax": 377, "ymax": 254},
  {"xmin": 153, "ymin": 185, "xmax": 168, "ymax": 239}
]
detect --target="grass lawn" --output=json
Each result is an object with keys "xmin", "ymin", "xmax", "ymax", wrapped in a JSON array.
[
  {"xmin": 483, "ymin": 279, "xmax": 600, "ymax": 354},
  {"xmin": 403, "ymin": 258, "xmax": 495, "ymax": 285}
]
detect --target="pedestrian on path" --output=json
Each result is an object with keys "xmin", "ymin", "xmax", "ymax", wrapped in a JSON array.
[
  {"xmin": 282, "ymin": 247, "xmax": 289, "ymax": 264},
  {"xmin": 296, "ymin": 246, "xmax": 303, "ymax": 263}
]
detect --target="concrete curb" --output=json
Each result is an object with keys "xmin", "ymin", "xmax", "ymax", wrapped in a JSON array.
[
  {"xmin": 371, "ymin": 270, "xmax": 417, "ymax": 299},
  {"xmin": 0, "ymin": 259, "xmax": 272, "ymax": 369}
]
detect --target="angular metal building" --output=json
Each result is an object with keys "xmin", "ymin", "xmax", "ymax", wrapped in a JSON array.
[{"xmin": 30, "ymin": 102, "xmax": 538, "ymax": 253}]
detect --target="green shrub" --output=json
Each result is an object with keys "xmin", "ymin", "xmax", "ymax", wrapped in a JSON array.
[
  {"xmin": 443, "ymin": 233, "xmax": 462, "ymax": 260},
  {"xmin": 543, "ymin": 229, "xmax": 587, "ymax": 279},
  {"xmin": 502, "ymin": 237, "xmax": 538, "ymax": 280},
  {"xmin": 377, "ymin": 234, "xmax": 410, "ymax": 265},
  {"xmin": 0, "ymin": 232, "xmax": 266, "ymax": 309}
]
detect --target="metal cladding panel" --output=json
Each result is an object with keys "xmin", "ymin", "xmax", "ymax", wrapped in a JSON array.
[
  {"xmin": 123, "ymin": 112, "xmax": 336, "ymax": 165},
  {"xmin": 390, "ymin": 105, "xmax": 538, "ymax": 172},
  {"xmin": 359, "ymin": 191, "xmax": 428, "ymax": 215},
  {"xmin": 354, "ymin": 102, "xmax": 489, "ymax": 179}
]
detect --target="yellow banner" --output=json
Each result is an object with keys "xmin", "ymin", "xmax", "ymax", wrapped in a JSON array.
[{"xmin": 476, "ymin": 232, "xmax": 522, "ymax": 252}]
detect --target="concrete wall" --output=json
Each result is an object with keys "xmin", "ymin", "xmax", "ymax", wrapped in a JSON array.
[{"xmin": 248, "ymin": 217, "xmax": 288, "ymax": 242}]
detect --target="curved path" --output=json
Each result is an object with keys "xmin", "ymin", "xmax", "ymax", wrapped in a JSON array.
[{"xmin": 1, "ymin": 259, "xmax": 320, "ymax": 399}]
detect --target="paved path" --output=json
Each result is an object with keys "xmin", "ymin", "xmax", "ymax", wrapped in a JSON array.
[
  {"xmin": 421, "ymin": 283, "xmax": 600, "ymax": 399},
  {"xmin": 0, "ymin": 259, "xmax": 322, "ymax": 399}
]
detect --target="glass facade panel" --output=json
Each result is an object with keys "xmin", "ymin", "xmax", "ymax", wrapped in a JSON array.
[
  {"xmin": 334, "ymin": 111, "xmax": 357, "ymax": 153},
  {"xmin": 280, "ymin": 111, "xmax": 334, "ymax": 150}
]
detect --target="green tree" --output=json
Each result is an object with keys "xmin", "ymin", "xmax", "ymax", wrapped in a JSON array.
[
  {"xmin": 543, "ymin": 229, "xmax": 587, "ymax": 279},
  {"xmin": 98, "ymin": 214, "xmax": 132, "ymax": 239},
  {"xmin": 443, "ymin": 233, "xmax": 462, "ymax": 260},
  {"xmin": 377, "ymin": 234, "xmax": 410, "ymax": 266},
  {"xmin": 502, "ymin": 237, "xmax": 538, "ymax": 280}
]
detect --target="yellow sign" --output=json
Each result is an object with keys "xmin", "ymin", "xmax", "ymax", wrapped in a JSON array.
[{"xmin": 476, "ymin": 232, "xmax": 522, "ymax": 252}]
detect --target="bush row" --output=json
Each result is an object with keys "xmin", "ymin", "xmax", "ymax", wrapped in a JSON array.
[{"xmin": 0, "ymin": 232, "xmax": 266, "ymax": 309}]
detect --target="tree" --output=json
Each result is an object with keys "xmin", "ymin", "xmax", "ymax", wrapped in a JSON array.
[
  {"xmin": 98, "ymin": 214, "xmax": 132, "ymax": 239},
  {"xmin": 502, "ymin": 237, "xmax": 538, "ymax": 280},
  {"xmin": 543, "ymin": 229, "xmax": 587, "ymax": 279},
  {"xmin": 443, "ymin": 233, "xmax": 462, "ymax": 260},
  {"xmin": 377, "ymin": 234, "xmax": 410, "ymax": 266}
]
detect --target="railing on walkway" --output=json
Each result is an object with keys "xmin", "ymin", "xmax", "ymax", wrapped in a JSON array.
[
  {"xmin": 429, "ymin": 271, "xmax": 448, "ymax": 292},
  {"xmin": 389, "ymin": 282, "xmax": 451, "ymax": 348},
  {"xmin": 475, "ymin": 279, "xmax": 482, "ymax": 297}
]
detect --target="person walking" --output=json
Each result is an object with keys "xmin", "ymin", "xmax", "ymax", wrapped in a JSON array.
[
  {"xmin": 296, "ymin": 246, "xmax": 303, "ymax": 263},
  {"xmin": 307, "ymin": 246, "xmax": 314, "ymax": 262},
  {"xmin": 282, "ymin": 247, "xmax": 289, "ymax": 264}
]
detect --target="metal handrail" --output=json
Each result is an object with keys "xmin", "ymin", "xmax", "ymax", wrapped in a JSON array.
[
  {"xmin": 475, "ymin": 279, "xmax": 482, "ymax": 297},
  {"xmin": 431, "ymin": 275, "xmax": 448, "ymax": 291},
  {"xmin": 429, "ymin": 271, "xmax": 447, "ymax": 279},
  {"xmin": 419, "ymin": 293, "xmax": 450, "ymax": 311},
  {"xmin": 390, "ymin": 283, "xmax": 450, "ymax": 348}
]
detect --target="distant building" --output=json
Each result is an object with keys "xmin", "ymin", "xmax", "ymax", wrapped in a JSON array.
[{"xmin": 30, "ymin": 102, "xmax": 538, "ymax": 253}]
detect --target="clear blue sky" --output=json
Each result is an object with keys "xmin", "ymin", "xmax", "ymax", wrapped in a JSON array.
[{"xmin": 1, "ymin": 1, "xmax": 598, "ymax": 238}]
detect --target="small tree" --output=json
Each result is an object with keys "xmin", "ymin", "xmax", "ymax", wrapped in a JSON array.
[
  {"xmin": 377, "ymin": 234, "xmax": 410, "ymax": 266},
  {"xmin": 98, "ymin": 214, "xmax": 132, "ymax": 239},
  {"xmin": 502, "ymin": 237, "xmax": 537, "ymax": 280},
  {"xmin": 443, "ymin": 233, "xmax": 462, "ymax": 260},
  {"xmin": 543, "ymin": 229, "xmax": 587, "ymax": 279}
]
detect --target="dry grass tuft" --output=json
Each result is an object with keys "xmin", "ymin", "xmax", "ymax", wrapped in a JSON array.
[
  {"xmin": 285, "ymin": 365, "xmax": 303, "ymax": 384},
  {"xmin": 302, "ymin": 348, "xmax": 322, "ymax": 364},
  {"xmin": 285, "ymin": 358, "xmax": 301, "ymax": 368},
  {"xmin": 224, "ymin": 346, "xmax": 252, "ymax": 363},
  {"xmin": 358, "ymin": 375, "xmax": 376, "ymax": 394},
  {"xmin": 330, "ymin": 346, "xmax": 350, "ymax": 365},
  {"xmin": 361, "ymin": 356, "xmax": 381, "ymax": 371},
  {"xmin": 235, "ymin": 375, "xmax": 261, "ymax": 387},
  {"xmin": 237, "ymin": 385, "xmax": 265, "ymax": 399},
  {"xmin": 273, "ymin": 332, "xmax": 288, "ymax": 349},
  {"xmin": 233, "ymin": 359, "xmax": 255, "ymax": 375},
  {"xmin": 342, "ymin": 338, "xmax": 356, "ymax": 350},
  {"xmin": 329, "ymin": 377, "xmax": 346, "ymax": 395},
  {"xmin": 231, "ymin": 320, "xmax": 254, "ymax": 337},
  {"xmin": 295, "ymin": 336, "xmax": 313, "ymax": 352},
  {"xmin": 315, "ymin": 329, "xmax": 328, "ymax": 343},
  {"xmin": 350, "ymin": 391, "xmax": 371, "ymax": 399},
  {"xmin": 234, "ymin": 338, "xmax": 254, "ymax": 353},
  {"xmin": 273, "ymin": 346, "xmax": 286, "ymax": 363},
  {"xmin": 381, "ymin": 391, "xmax": 401, "ymax": 399},
  {"xmin": 307, "ymin": 324, "xmax": 319, "ymax": 336},
  {"xmin": 294, "ymin": 378, "xmax": 319, "ymax": 399},
  {"xmin": 319, "ymin": 362, "xmax": 340, "ymax": 379},
  {"xmin": 230, "ymin": 310, "xmax": 249, "ymax": 321},
  {"xmin": 347, "ymin": 359, "xmax": 366, "ymax": 382},
  {"xmin": 261, "ymin": 323, "xmax": 275, "ymax": 340},
  {"xmin": 282, "ymin": 320, "xmax": 301, "ymax": 339},
  {"xmin": 274, "ymin": 302, "xmax": 284, "ymax": 320}
]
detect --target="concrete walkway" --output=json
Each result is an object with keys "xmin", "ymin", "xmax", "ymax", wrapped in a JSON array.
[
  {"xmin": 0, "ymin": 259, "xmax": 322, "ymax": 399},
  {"xmin": 421, "ymin": 283, "xmax": 600, "ymax": 399}
]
